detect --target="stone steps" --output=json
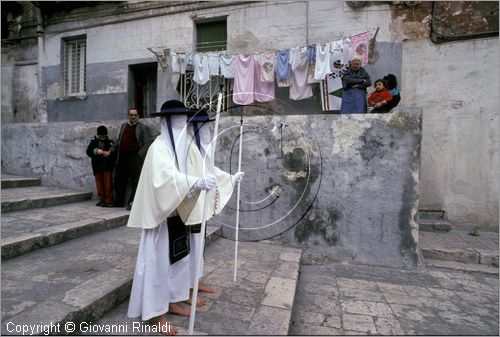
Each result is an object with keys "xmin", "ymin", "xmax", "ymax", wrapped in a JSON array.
[
  {"xmin": 1, "ymin": 173, "xmax": 302, "ymax": 335},
  {"xmin": 418, "ymin": 210, "xmax": 452, "ymax": 232},
  {"xmin": 89, "ymin": 239, "xmax": 302, "ymax": 335},
  {"xmin": 1, "ymin": 226, "xmax": 140, "ymax": 336},
  {"xmin": 418, "ymin": 218, "xmax": 452, "ymax": 232},
  {"xmin": 1, "ymin": 200, "xmax": 130, "ymax": 259},
  {"xmin": 420, "ymin": 229, "xmax": 499, "ymax": 273},
  {"xmin": 1, "ymin": 173, "xmax": 41, "ymax": 188},
  {"xmin": 1, "ymin": 186, "xmax": 92, "ymax": 213},
  {"xmin": 1, "ymin": 223, "xmax": 223, "ymax": 336},
  {"xmin": 424, "ymin": 258, "xmax": 499, "ymax": 275}
]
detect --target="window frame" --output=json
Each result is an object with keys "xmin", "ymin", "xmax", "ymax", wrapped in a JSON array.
[
  {"xmin": 179, "ymin": 17, "xmax": 231, "ymax": 113},
  {"xmin": 62, "ymin": 35, "xmax": 87, "ymax": 98},
  {"xmin": 195, "ymin": 17, "xmax": 227, "ymax": 52}
]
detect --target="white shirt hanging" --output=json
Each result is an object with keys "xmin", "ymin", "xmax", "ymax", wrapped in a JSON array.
[
  {"xmin": 220, "ymin": 54, "xmax": 235, "ymax": 79},
  {"xmin": 193, "ymin": 54, "xmax": 210, "ymax": 85},
  {"xmin": 290, "ymin": 47, "xmax": 313, "ymax": 100},
  {"xmin": 208, "ymin": 53, "xmax": 220, "ymax": 77},
  {"xmin": 314, "ymin": 42, "xmax": 332, "ymax": 81}
]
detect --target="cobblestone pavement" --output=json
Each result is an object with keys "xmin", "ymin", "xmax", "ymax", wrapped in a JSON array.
[
  {"xmin": 290, "ymin": 262, "xmax": 499, "ymax": 335},
  {"xmin": 89, "ymin": 239, "xmax": 301, "ymax": 335}
]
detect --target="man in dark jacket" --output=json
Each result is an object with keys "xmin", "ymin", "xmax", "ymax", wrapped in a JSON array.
[
  {"xmin": 86, "ymin": 125, "xmax": 116, "ymax": 207},
  {"xmin": 114, "ymin": 108, "xmax": 152, "ymax": 210}
]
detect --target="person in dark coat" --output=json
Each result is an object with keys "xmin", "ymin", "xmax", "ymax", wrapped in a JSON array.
[
  {"xmin": 340, "ymin": 58, "xmax": 372, "ymax": 114},
  {"xmin": 86, "ymin": 125, "xmax": 116, "ymax": 206},
  {"xmin": 113, "ymin": 108, "xmax": 152, "ymax": 210}
]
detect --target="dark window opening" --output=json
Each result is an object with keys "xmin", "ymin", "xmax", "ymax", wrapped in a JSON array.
[
  {"xmin": 196, "ymin": 18, "xmax": 227, "ymax": 52},
  {"xmin": 129, "ymin": 63, "xmax": 157, "ymax": 118}
]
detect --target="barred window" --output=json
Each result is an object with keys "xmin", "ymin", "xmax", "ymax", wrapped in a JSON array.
[
  {"xmin": 179, "ymin": 18, "xmax": 231, "ymax": 113},
  {"xmin": 63, "ymin": 37, "xmax": 86, "ymax": 96}
]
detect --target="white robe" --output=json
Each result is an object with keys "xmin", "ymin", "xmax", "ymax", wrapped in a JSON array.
[
  {"xmin": 127, "ymin": 134, "xmax": 236, "ymax": 320},
  {"xmin": 127, "ymin": 136, "xmax": 236, "ymax": 229},
  {"xmin": 127, "ymin": 219, "xmax": 190, "ymax": 321}
]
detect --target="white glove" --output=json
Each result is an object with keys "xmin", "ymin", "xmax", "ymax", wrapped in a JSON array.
[
  {"xmin": 194, "ymin": 175, "xmax": 217, "ymax": 191},
  {"xmin": 233, "ymin": 171, "xmax": 245, "ymax": 183}
]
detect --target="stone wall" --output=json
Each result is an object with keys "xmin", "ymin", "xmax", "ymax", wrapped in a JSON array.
[
  {"xmin": 1, "ymin": 108, "xmax": 423, "ymax": 269},
  {"xmin": 402, "ymin": 38, "xmax": 499, "ymax": 230},
  {"xmin": 2, "ymin": 0, "xmax": 497, "ymax": 229}
]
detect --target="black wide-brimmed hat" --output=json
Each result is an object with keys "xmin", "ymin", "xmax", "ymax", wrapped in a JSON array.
[
  {"xmin": 187, "ymin": 108, "xmax": 215, "ymax": 123},
  {"xmin": 151, "ymin": 100, "xmax": 192, "ymax": 117}
]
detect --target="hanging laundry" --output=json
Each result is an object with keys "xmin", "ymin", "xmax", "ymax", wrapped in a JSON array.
[
  {"xmin": 233, "ymin": 54, "xmax": 256, "ymax": 105},
  {"xmin": 171, "ymin": 52, "xmax": 180, "ymax": 73},
  {"xmin": 306, "ymin": 45, "xmax": 316, "ymax": 65},
  {"xmin": 255, "ymin": 52, "xmax": 275, "ymax": 83},
  {"xmin": 307, "ymin": 63, "xmax": 317, "ymax": 84},
  {"xmin": 187, "ymin": 52, "xmax": 195, "ymax": 67},
  {"xmin": 289, "ymin": 47, "xmax": 312, "ymax": 100},
  {"xmin": 289, "ymin": 47, "xmax": 301, "ymax": 70},
  {"xmin": 350, "ymin": 32, "xmax": 370, "ymax": 65},
  {"xmin": 170, "ymin": 52, "xmax": 184, "ymax": 87},
  {"xmin": 208, "ymin": 53, "xmax": 220, "ymax": 77},
  {"xmin": 321, "ymin": 62, "xmax": 347, "ymax": 111},
  {"xmin": 220, "ymin": 54, "xmax": 235, "ymax": 79},
  {"xmin": 341, "ymin": 37, "xmax": 352, "ymax": 65},
  {"xmin": 306, "ymin": 45, "xmax": 318, "ymax": 84},
  {"xmin": 275, "ymin": 50, "xmax": 291, "ymax": 87},
  {"xmin": 254, "ymin": 69, "xmax": 275, "ymax": 103},
  {"xmin": 193, "ymin": 54, "xmax": 210, "ymax": 85},
  {"xmin": 254, "ymin": 52, "xmax": 275, "ymax": 102},
  {"xmin": 330, "ymin": 40, "xmax": 344, "ymax": 66},
  {"xmin": 173, "ymin": 53, "xmax": 187, "ymax": 74},
  {"xmin": 313, "ymin": 42, "xmax": 331, "ymax": 81}
]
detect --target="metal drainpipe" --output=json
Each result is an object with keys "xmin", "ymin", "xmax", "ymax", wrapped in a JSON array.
[{"xmin": 35, "ymin": 5, "xmax": 47, "ymax": 122}]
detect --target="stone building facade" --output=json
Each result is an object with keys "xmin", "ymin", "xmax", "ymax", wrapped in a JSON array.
[{"xmin": 2, "ymin": 1, "xmax": 498, "ymax": 235}]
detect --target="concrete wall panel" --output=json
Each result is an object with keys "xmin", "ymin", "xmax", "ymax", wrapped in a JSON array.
[
  {"xmin": 402, "ymin": 38, "xmax": 499, "ymax": 229},
  {"xmin": 1, "ymin": 108, "xmax": 422, "ymax": 268}
]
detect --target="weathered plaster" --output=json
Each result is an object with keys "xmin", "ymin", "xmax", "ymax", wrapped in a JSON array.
[
  {"xmin": 1, "ymin": 109, "xmax": 422, "ymax": 269},
  {"xmin": 402, "ymin": 38, "xmax": 499, "ymax": 230},
  {"xmin": 213, "ymin": 110, "xmax": 422, "ymax": 269},
  {"xmin": 1, "ymin": 0, "xmax": 498, "ymax": 231}
]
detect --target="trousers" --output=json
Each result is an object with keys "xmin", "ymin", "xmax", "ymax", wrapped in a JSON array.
[
  {"xmin": 114, "ymin": 152, "xmax": 143, "ymax": 206},
  {"xmin": 95, "ymin": 170, "xmax": 113, "ymax": 204}
]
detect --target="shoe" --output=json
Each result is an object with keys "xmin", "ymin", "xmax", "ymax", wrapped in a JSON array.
[
  {"xmin": 126, "ymin": 203, "xmax": 132, "ymax": 211},
  {"xmin": 101, "ymin": 202, "xmax": 114, "ymax": 207},
  {"xmin": 111, "ymin": 203, "xmax": 124, "ymax": 207},
  {"xmin": 96, "ymin": 200, "xmax": 104, "ymax": 206}
]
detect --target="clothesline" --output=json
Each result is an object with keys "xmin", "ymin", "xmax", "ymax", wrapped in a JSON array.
[
  {"xmin": 159, "ymin": 27, "xmax": 378, "ymax": 55},
  {"xmin": 164, "ymin": 30, "xmax": 373, "ymax": 106}
]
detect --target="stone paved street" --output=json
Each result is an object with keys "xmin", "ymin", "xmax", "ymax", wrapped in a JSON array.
[
  {"xmin": 290, "ymin": 262, "xmax": 499, "ymax": 335},
  {"xmin": 89, "ymin": 239, "xmax": 302, "ymax": 335},
  {"xmin": 1, "ymin": 174, "xmax": 498, "ymax": 335}
]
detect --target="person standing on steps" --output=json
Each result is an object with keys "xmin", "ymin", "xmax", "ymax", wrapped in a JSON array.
[
  {"xmin": 113, "ymin": 108, "xmax": 152, "ymax": 210},
  {"xmin": 86, "ymin": 125, "xmax": 116, "ymax": 207}
]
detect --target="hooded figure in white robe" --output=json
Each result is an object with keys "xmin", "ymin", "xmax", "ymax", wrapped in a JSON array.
[{"xmin": 127, "ymin": 100, "xmax": 243, "ymax": 322}]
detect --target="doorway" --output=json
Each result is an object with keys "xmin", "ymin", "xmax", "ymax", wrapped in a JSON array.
[{"xmin": 129, "ymin": 62, "xmax": 157, "ymax": 118}]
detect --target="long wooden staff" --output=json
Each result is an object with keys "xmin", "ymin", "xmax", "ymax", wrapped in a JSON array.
[
  {"xmin": 188, "ymin": 91, "xmax": 222, "ymax": 335},
  {"xmin": 233, "ymin": 114, "xmax": 243, "ymax": 282}
]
